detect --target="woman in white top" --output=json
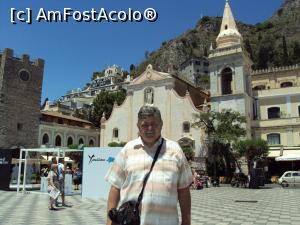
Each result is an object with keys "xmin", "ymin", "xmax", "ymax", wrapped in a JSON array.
[{"xmin": 47, "ymin": 164, "xmax": 59, "ymax": 210}]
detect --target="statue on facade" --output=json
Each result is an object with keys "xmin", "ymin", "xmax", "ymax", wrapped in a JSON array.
[{"xmin": 145, "ymin": 88, "xmax": 154, "ymax": 105}]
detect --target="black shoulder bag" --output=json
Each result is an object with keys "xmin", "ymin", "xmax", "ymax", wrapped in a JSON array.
[{"xmin": 108, "ymin": 138, "xmax": 164, "ymax": 225}]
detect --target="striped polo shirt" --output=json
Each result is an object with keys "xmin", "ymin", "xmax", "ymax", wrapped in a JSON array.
[{"xmin": 105, "ymin": 137, "xmax": 193, "ymax": 225}]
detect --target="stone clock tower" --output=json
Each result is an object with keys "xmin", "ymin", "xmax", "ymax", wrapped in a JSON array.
[
  {"xmin": 0, "ymin": 48, "xmax": 44, "ymax": 149},
  {"xmin": 208, "ymin": 0, "xmax": 253, "ymax": 138}
]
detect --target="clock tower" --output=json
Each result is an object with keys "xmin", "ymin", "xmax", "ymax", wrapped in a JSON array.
[{"xmin": 0, "ymin": 48, "xmax": 44, "ymax": 149}]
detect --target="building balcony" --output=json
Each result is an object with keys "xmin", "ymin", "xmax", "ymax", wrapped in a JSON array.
[
  {"xmin": 253, "ymin": 86, "xmax": 300, "ymax": 99},
  {"xmin": 251, "ymin": 117, "xmax": 300, "ymax": 128}
]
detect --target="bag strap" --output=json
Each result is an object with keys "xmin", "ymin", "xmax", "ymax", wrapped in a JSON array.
[{"xmin": 136, "ymin": 138, "xmax": 164, "ymax": 207}]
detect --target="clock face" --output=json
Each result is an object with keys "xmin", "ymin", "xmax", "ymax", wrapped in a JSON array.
[{"xmin": 19, "ymin": 70, "xmax": 30, "ymax": 81}]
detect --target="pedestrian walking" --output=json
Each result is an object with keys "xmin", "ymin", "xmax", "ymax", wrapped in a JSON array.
[{"xmin": 47, "ymin": 164, "xmax": 60, "ymax": 210}]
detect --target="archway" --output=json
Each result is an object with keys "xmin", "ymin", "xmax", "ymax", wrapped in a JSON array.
[{"xmin": 221, "ymin": 67, "xmax": 233, "ymax": 95}]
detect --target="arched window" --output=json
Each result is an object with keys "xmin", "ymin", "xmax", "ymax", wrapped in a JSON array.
[
  {"xmin": 79, "ymin": 138, "xmax": 84, "ymax": 145},
  {"xmin": 267, "ymin": 133, "xmax": 281, "ymax": 145},
  {"xmin": 281, "ymin": 82, "xmax": 293, "ymax": 88},
  {"xmin": 253, "ymin": 85, "xmax": 266, "ymax": 90},
  {"xmin": 144, "ymin": 87, "xmax": 154, "ymax": 105},
  {"xmin": 221, "ymin": 67, "xmax": 232, "ymax": 95},
  {"xmin": 89, "ymin": 139, "xmax": 94, "ymax": 146},
  {"xmin": 113, "ymin": 128, "xmax": 119, "ymax": 138},
  {"xmin": 55, "ymin": 135, "xmax": 62, "ymax": 146},
  {"xmin": 183, "ymin": 122, "xmax": 190, "ymax": 133},
  {"xmin": 268, "ymin": 107, "xmax": 280, "ymax": 119},
  {"xmin": 42, "ymin": 133, "xmax": 49, "ymax": 145},
  {"xmin": 67, "ymin": 137, "xmax": 73, "ymax": 146}
]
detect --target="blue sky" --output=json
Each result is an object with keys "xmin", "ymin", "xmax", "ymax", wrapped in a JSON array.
[{"xmin": 0, "ymin": 0, "xmax": 283, "ymax": 102}]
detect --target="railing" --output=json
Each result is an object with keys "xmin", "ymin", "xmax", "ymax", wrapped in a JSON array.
[{"xmin": 251, "ymin": 64, "xmax": 300, "ymax": 75}]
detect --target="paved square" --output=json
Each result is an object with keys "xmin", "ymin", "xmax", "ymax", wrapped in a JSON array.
[{"xmin": 0, "ymin": 185, "xmax": 300, "ymax": 225}]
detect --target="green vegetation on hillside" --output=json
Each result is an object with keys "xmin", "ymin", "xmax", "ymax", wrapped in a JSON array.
[{"xmin": 129, "ymin": 0, "xmax": 300, "ymax": 77}]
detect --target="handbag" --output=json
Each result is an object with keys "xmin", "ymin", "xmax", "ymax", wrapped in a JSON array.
[{"xmin": 109, "ymin": 138, "xmax": 165, "ymax": 225}]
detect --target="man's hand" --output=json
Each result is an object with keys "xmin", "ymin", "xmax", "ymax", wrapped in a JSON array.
[
  {"xmin": 106, "ymin": 186, "xmax": 120, "ymax": 225},
  {"xmin": 178, "ymin": 186, "xmax": 191, "ymax": 225}
]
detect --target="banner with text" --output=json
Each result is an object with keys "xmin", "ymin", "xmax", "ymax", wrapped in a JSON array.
[{"xmin": 82, "ymin": 147, "xmax": 121, "ymax": 199}]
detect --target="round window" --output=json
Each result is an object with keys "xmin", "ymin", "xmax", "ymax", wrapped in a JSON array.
[{"xmin": 19, "ymin": 70, "xmax": 30, "ymax": 81}]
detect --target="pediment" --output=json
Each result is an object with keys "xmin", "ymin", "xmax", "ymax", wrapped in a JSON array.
[{"xmin": 130, "ymin": 64, "xmax": 172, "ymax": 86}]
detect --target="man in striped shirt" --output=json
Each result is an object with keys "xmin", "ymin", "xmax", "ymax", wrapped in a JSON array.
[{"xmin": 105, "ymin": 105, "xmax": 193, "ymax": 225}]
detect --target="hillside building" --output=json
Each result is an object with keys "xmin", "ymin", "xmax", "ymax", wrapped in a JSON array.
[
  {"xmin": 39, "ymin": 111, "xmax": 99, "ymax": 148},
  {"xmin": 178, "ymin": 57, "xmax": 210, "ymax": 88},
  {"xmin": 58, "ymin": 65, "xmax": 129, "ymax": 113}
]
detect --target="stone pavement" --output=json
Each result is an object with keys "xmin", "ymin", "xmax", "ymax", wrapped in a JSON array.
[{"xmin": 0, "ymin": 185, "xmax": 300, "ymax": 225}]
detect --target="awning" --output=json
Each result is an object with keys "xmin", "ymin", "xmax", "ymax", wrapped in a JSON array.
[
  {"xmin": 268, "ymin": 149, "xmax": 300, "ymax": 158},
  {"xmin": 275, "ymin": 154, "xmax": 300, "ymax": 161},
  {"xmin": 40, "ymin": 155, "xmax": 74, "ymax": 163}
]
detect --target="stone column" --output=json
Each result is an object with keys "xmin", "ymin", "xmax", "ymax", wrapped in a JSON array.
[
  {"xmin": 100, "ymin": 113, "xmax": 106, "ymax": 147},
  {"xmin": 127, "ymin": 91, "xmax": 133, "ymax": 141},
  {"xmin": 286, "ymin": 95, "xmax": 291, "ymax": 117}
]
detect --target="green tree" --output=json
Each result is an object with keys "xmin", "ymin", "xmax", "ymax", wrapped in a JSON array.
[
  {"xmin": 198, "ymin": 74, "xmax": 210, "ymax": 89},
  {"xmin": 282, "ymin": 35, "xmax": 289, "ymax": 66},
  {"xmin": 73, "ymin": 108, "xmax": 91, "ymax": 121},
  {"xmin": 256, "ymin": 35, "xmax": 276, "ymax": 69},
  {"xmin": 108, "ymin": 142, "xmax": 127, "ymax": 147},
  {"xmin": 182, "ymin": 146, "xmax": 194, "ymax": 161},
  {"xmin": 234, "ymin": 139, "xmax": 269, "ymax": 172},
  {"xmin": 244, "ymin": 39, "xmax": 254, "ymax": 60},
  {"xmin": 91, "ymin": 90, "xmax": 126, "ymax": 127},
  {"xmin": 193, "ymin": 109, "xmax": 246, "ymax": 142},
  {"xmin": 192, "ymin": 109, "xmax": 246, "ymax": 178},
  {"xmin": 91, "ymin": 70, "xmax": 105, "ymax": 80},
  {"xmin": 203, "ymin": 46, "xmax": 208, "ymax": 57},
  {"xmin": 291, "ymin": 41, "xmax": 300, "ymax": 64},
  {"xmin": 129, "ymin": 64, "xmax": 135, "ymax": 72}
]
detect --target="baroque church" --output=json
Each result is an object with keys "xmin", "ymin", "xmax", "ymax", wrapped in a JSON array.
[
  {"xmin": 1, "ymin": 1, "xmax": 300, "ymax": 177},
  {"xmin": 101, "ymin": 1, "xmax": 300, "ymax": 175},
  {"xmin": 100, "ymin": 64, "xmax": 209, "ymax": 167}
]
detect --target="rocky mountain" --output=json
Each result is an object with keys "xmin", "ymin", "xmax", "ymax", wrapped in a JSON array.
[{"xmin": 133, "ymin": 0, "xmax": 300, "ymax": 76}]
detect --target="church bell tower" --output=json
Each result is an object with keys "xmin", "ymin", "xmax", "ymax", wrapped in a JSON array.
[{"xmin": 208, "ymin": 0, "xmax": 253, "ymax": 138}]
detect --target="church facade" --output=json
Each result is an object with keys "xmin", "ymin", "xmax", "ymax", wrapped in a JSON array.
[{"xmin": 100, "ymin": 64, "xmax": 208, "ymax": 161}]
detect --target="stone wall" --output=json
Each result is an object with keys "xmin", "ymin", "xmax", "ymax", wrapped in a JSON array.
[{"xmin": 0, "ymin": 48, "xmax": 44, "ymax": 149}]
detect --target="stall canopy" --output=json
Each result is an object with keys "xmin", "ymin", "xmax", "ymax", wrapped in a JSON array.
[{"xmin": 17, "ymin": 147, "xmax": 82, "ymax": 194}]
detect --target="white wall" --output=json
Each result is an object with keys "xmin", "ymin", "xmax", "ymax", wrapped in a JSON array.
[{"xmin": 82, "ymin": 147, "xmax": 121, "ymax": 199}]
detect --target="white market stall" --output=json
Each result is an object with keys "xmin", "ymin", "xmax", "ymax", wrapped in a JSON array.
[
  {"xmin": 17, "ymin": 146, "xmax": 122, "ymax": 200},
  {"xmin": 16, "ymin": 147, "xmax": 82, "ymax": 194}
]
